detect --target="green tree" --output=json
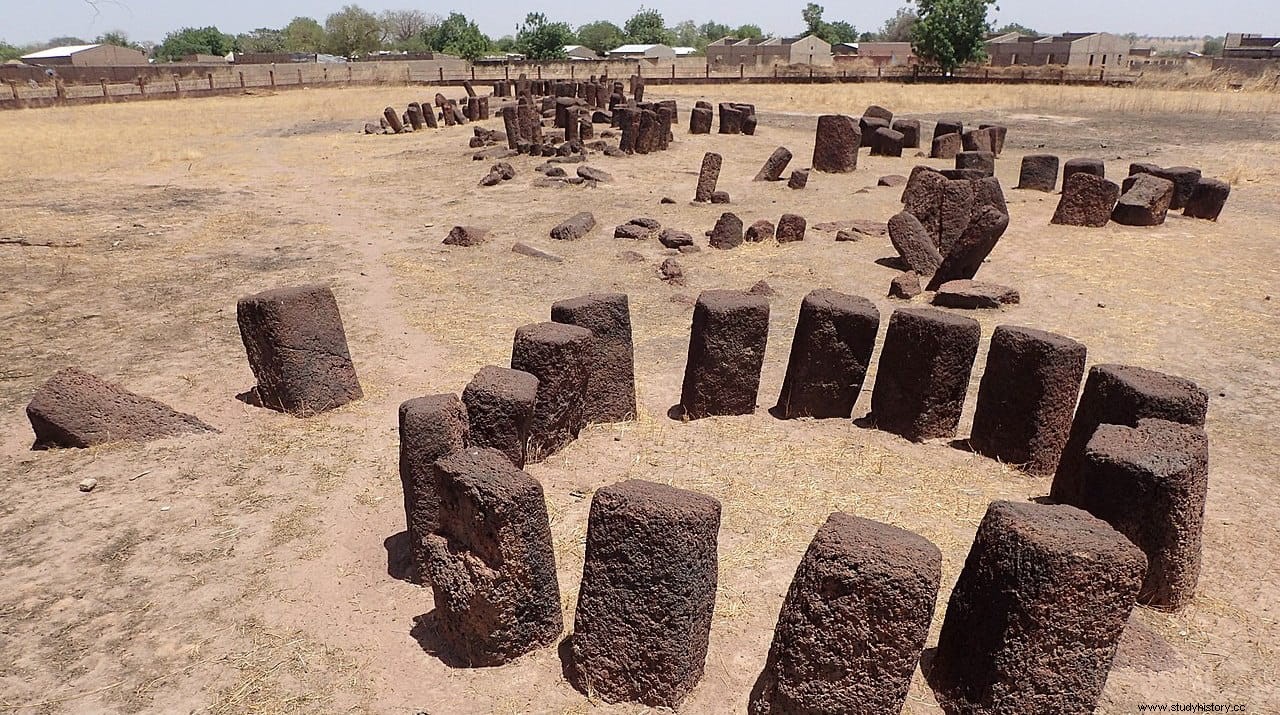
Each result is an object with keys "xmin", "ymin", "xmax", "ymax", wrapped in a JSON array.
[
  {"xmin": 802, "ymin": 3, "xmax": 826, "ymax": 36},
  {"xmin": 734, "ymin": 24, "xmax": 764, "ymax": 40},
  {"xmin": 516, "ymin": 12, "xmax": 573, "ymax": 59},
  {"xmin": 95, "ymin": 30, "xmax": 142, "ymax": 50},
  {"xmin": 381, "ymin": 9, "xmax": 436, "ymax": 49},
  {"xmin": 42, "ymin": 36, "xmax": 88, "ymax": 49},
  {"xmin": 699, "ymin": 21, "xmax": 731, "ymax": 41},
  {"xmin": 422, "ymin": 13, "xmax": 490, "ymax": 60},
  {"xmin": 1202, "ymin": 36, "xmax": 1224, "ymax": 56},
  {"xmin": 991, "ymin": 22, "xmax": 1039, "ymax": 37},
  {"xmin": 236, "ymin": 28, "xmax": 285, "ymax": 53},
  {"xmin": 672, "ymin": 20, "xmax": 701, "ymax": 48},
  {"xmin": 282, "ymin": 17, "xmax": 326, "ymax": 53},
  {"xmin": 493, "ymin": 35, "xmax": 517, "ymax": 52},
  {"xmin": 826, "ymin": 21, "xmax": 858, "ymax": 43},
  {"xmin": 324, "ymin": 5, "xmax": 384, "ymax": 57},
  {"xmin": 155, "ymin": 26, "xmax": 234, "ymax": 61},
  {"xmin": 0, "ymin": 41, "xmax": 23, "ymax": 61},
  {"xmin": 577, "ymin": 20, "xmax": 624, "ymax": 53},
  {"xmin": 624, "ymin": 8, "xmax": 674, "ymax": 45},
  {"xmin": 912, "ymin": 0, "xmax": 996, "ymax": 72}
]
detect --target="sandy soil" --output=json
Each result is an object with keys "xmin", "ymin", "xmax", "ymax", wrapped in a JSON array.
[{"xmin": 0, "ymin": 84, "xmax": 1277, "ymax": 714}]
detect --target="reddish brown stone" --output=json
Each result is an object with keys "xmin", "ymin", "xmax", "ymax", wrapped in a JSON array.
[
  {"xmin": 406, "ymin": 103, "xmax": 425, "ymax": 130},
  {"xmin": 888, "ymin": 210, "xmax": 942, "ymax": 276},
  {"xmin": 812, "ymin": 115, "xmax": 860, "ymax": 173},
  {"xmin": 423, "ymin": 448, "xmax": 562, "ymax": 666},
  {"xmin": 930, "ymin": 133, "xmax": 962, "ymax": 159},
  {"xmin": 551, "ymin": 293, "xmax": 636, "ymax": 424},
  {"xmin": 969, "ymin": 326, "xmax": 1087, "ymax": 475},
  {"xmin": 1017, "ymin": 154, "xmax": 1059, "ymax": 191},
  {"xmin": 462, "ymin": 366, "xmax": 538, "ymax": 468},
  {"xmin": 708, "ymin": 212, "xmax": 744, "ymax": 249},
  {"xmin": 871, "ymin": 127, "xmax": 905, "ymax": 157},
  {"xmin": 962, "ymin": 127, "xmax": 996, "ymax": 154},
  {"xmin": 443, "ymin": 225, "xmax": 488, "ymax": 246},
  {"xmin": 927, "ymin": 205, "xmax": 1010, "ymax": 290},
  {"xmin": 1063, "ymin": 157, "xmax": 1106, "ymax": 185},
  {"xmin": 863, "ymin": 104, "xmax": 894, "ymax": 123},
  {"xmin": 889, "ymin": 271, "xmax": 922, "ymax": 299},
  {"xmin": 1051, "ymin": 172, "xmax": 1120, "ymax": 227},
  {"xmin": 931, "ymin": 279, "xmax": 1019, "ymax": 309},
  {"xmin": 745, "ymin": 219, "xmax": 776, "ymax": 243},
  {"xmin": 658, "ymin": 257, "xmax": 686, "ymax": 285},
  {"xmin": 237, "ymin": 284, "xmax": 362, "ymax": 415},
  {"xmin": 383, "ymin": 106, "xmax": 404, "ymax": 133},
  {"xmin": 1112, "ymin": 173, "xmax": 1176, "ymax": 226},
  {"xmin": 1154, "ymin": 166, "xmax": 1202, "ymax": 210},
  {"xmin": 718, "ymin": 102, "xmax": 746, "ymax": 134},
  {"xmin": 956, "ymin": 150, "xmax": 995, "ymax": 177},
  {"xmin": 930, "ymin": 501, "xmax": 1146, "ymax": 715},
  {"xmin": 510, "ymin": 322, "xmax": 592, "ymax": 461},
  {"xmin": 932, "ymin": 119, "xmax": 963, "ymax": 141},
  {"xmin": 775, "ymin": 290, "xmax": 880, "ymax": 419},
  {"xmin": 749, "ymin": 514, "xmax": 941, "ymax": 715},
  {"xmin": 776, "ymin": 213, "xmax": 807, "ymax": 243},
  {"xmin": 859, "ymin": 116, "xmax": 890, "ymax": 147},
  {"xmin": 787, "ymin": 168, "xmax": 810, "ymax": 189},
  {"xmin": 892, "ymin": 118, "xmax": 921, "ymax": 148},
  {"xmin": 689, "ymin": 107, "xmax": 713, "ymax": 134},
  {"xmin": 870, "ymin": 307, "xmax": 980, "ymax": 442},
  {"xmin": 695, "ymin": 152, "xmax": 722, "ymax": 202},
  {"xmin": 754, "ymin": 146, "xmax": 793, "ymax": 181},
  {"xmin": 1183, "ymin": 177, "xmax": 1230, "ymax": 220},
  {"xmin": 550, "ymin": 212, "xmax": 596, "ymax": 240},
  {"xmin": 571, "ymin": 480, "xmax": 721, "ymax": 708},
  {"xmin": 26, "ymin": 368, "xmax": 214, "ymax": 450},
  {"xmin": 1079, "ymin": 419, "xmax": 1209, "ymax": 608},
  {"xmin": 679, "ymin": 290, "xmax": 770, "ymax": 418},
  {"xmin": 659, "ymin": 228, "xmax": 694, "ymax": 248},
  {"xmin": 399, "ymin": 394, "xmax": 469, "ymax": 578},
  {"xmin": 1051, "ymin": 364, "xmax": 1209, "ymax": 505}
]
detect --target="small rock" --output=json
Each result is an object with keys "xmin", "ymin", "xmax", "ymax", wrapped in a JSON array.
[
  {"xmin": 932, "ymin": 280, "xmax": 1020, "ymax": 309},
  {"xmin": 878, "ymin": 174, "xmax": 908, "ymax": 187},
  {"xmin": 835, "ymin": 230, "xmax": 858, "ymax": 242},
  {"xmin": 78, "ymin": 478, "xmax": 97, "ymax": 492},
  {"xmin": 628, "ymin": 217, "xmax": 661, "ymax": 230},
  {"xmin": 479, "ymin": 172, "xmax": 503, "ymax": 187},
  {"xmin": 678, "ymin": 244, "xmax": 701, "ymax": 254},
  {"xmin": 748, "ymin": 280, "xmax": 776, "ymax": 297},
  {"xmin": 710, "ymin": 191, "xmax": 731, "ymax": 204},
  {"xmin": 745, "ymin": 219, "xmax": 776, "ymax": 243},
  {"xmin": 577, "ymin": 166, "xmax": 613, "ymax": 183},
  {"xmin": 490, "ymin": 162, "xmax": 515, "ymax": 180},
  {"xmin": 888, "ymin": 271, "xmax": 922, "ymax": 299},
  {"xmin": 658, "ymin": 258, "xmax": 686, "ymax": 286},
  {"xmin": 614, "ymin": 224, "xmax": 652, "ymax": 240},
  {"xmin": 658, "ymin": 229, "xmax": 694, "ymax": 249},
  {"xmin": 512, "ymin": 242, "xmax": 564, "ymax": 262},
  {"xmin": 443, "ymin": 225, "xmax": 488, "ymax": 247},
  {"xmin": 660, "ymin": 197, "xmax": 677, "ymax": 204}
]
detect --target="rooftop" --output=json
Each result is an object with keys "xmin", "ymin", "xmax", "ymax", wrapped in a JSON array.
[{"xmin": 21, "ymin": 44, "xmax": 101, "ymax": 59}]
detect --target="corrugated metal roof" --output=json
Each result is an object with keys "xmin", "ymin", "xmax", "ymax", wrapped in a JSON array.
[
  {"xmin": 22, "ymin": 44, "xmax": 101, "ymax": 59},
  {"xmin": 609, "ymin": 44, "xmax": 665, "ymax": 53}
]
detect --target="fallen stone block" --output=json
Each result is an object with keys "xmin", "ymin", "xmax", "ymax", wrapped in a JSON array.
[
  {"xmin": 1051, "ymin": 172, "xmax": 1120, "ymax": 228},
  {"xmin": 1182, "ymin": 177, "xmax": 1230, "ymax": 221},
  {"xmin": 932, "ymin": 280, "xmax": 1020, "ymax": 309},
  {"xmin": 1112, "ymin": 173, "xmax": 1175, "ymax": 226},
  {"xmin": 754, "ymin": 147, "xmax": 793, "ymax": 182},
  {"xmin": 443, "ymin": 225, "xmax": 488, "ymax": 247},
  {"xmin": 550, "ymin": 212, "xmax": 597, "ymax": 240}
]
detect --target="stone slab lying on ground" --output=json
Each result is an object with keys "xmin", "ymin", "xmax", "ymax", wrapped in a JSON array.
[{"xmin": 932, "ymin": 279, "xmax": 1020, "ymax": 309}]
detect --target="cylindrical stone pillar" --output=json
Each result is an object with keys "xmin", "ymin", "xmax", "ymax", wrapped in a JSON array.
[
  {"xmin": 679, "ymin": 291, "xmax": 770, "ymax": 419},
  {"xmin": 869, "ymin": 307, "xmax": 980, "ymax": 442},
  {"xmin": 510, "ymin": 322, "xmax": 592, "ymax": 462},
  {"xmin": 775, "ymin": 290, "xmax": 880, "ymax": 419}
]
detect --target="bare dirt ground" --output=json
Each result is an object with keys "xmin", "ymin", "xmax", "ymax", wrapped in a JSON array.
[{"xmin": 1, "ymin": 83, "xmax": 1277, "ymax": 714}]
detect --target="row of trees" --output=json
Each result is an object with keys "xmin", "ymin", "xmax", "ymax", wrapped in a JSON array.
[{"xmin": 1, "ymin": 0, "xmax": 1057, "ymax": 71}]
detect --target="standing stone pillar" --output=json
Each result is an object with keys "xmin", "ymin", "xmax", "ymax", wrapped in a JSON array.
[
  {"xmin": 869, "ymin": 307, "xmax": 980, "ymax": 442},
  {"xmin": 812, "ymin": 115, "xmax": 860, "ymax": 173},
  {"xmin": 679, "ymin": 291, "xmax": 770, "ymax": 419},
  {"xmin": 510, "ymin": 322, "xmax": 592, "ymax": 462},
  {"xmin": 551, "ymin": 293, "xmax": 637, "ymax": 424},
  {"xmin": 399, "ymin": 395, "xmax": 469, "ymax": 578},
  {"xmin": 775, "ymin": 290, "xmax": 880, "ymax": 419},
  {"xmin": 570, "ymin": 480, "xmax": 720, "ymax": 708},
  {"xmin": 695, "ymin": 152, "xmax": 722, "ymax": 202},
  {"xmin": 462, "ymin": 366, "xmax": 538, "ymax": 468}
]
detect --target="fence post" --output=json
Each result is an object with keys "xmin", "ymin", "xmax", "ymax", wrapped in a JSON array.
[
  {"xmin": 1099, "ymin": 69, "xmax": 1104, "ymax": 82},
  {"xmin": 269, "ymin": 69, "xmax": 275, "ymax": 87},
  {"xmin": 877, "ymin": 65, "xmax": 882, "ymax": 78},
  {"xmin": 323, "ymin": 67, "xmax": 328, "ymax": 81},
  {"xmin": 472, "ymin": 65, "xmax": 476, "ymax": 81},
  {"xmin": 173, "ymin": 77, "xmax": 180, "ymax": 94},
  {"xmin": 439, "ymin": 66, "xmax": 444, "ymax": 81},
  {"xmin": 55, "ymin": 79, "xmax": 66, "ymax": 102},
  {"xmin": 740, "ymin": 63, "xmax": 744, "ymax": 79},
  {"xmin": 300, "ymin": 68, "xmax": 305, "ymax": 85},
  {"xmin": 101, "ymin": 78, "xmax": 109, "ymax": 97},
  {"xmin": 138, "ymin": 77, "xmax": 146, "ymax": 96},
  {"xmin": 8, "ymin": 80, "xmax": 18, "ymax": 100},
  {"xmin": 505, "ymin": 65, "xmax": 510, "ymax": 80},
  {"xmin": 347, "ymin": 65, "xmax": 353, "ymax": 84},
  {"xmin": 537, "ymin": 65, "xmax": 542, "ymax": 80},
  {"xmin": 208, "ymin": 73, "xmax": 214, "ymax": 90},
  {"xmin": 239, "ymin": 71, "xmax": 245, "ymax": 89},
  {"xmin": 705, "ymin": 64, "xmax": 709, "ymax": 78}
]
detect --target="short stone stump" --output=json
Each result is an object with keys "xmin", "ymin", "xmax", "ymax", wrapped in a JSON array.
[
  {"xmin": 812, "ymin": 115, "xmax": 860, "ymax": 173},
  {"xmin": 236, "ymin": 283, "xmax": 362, "ymax": 415},
  {"xmin": 775, "ymin": 290, "xmax": 880, "ymax": 419},
  {"xmin": 462, "ymin": 366, "xmax": 538, "ymax": 468},
  {"xmin": 399, "ymin": 394, "xmax": 470, "ymax": 577},
  {"xmin": 929, "ymin": 501, "xmax": 1146, "ymax": 714},
  {"xmin": 510, "ymin": 322, "xmax": 592, "ymax": 462},
  {"xmin": 870, "ymin": 307, "xmax": 980, "ymax": 442},
  {"xmin": 749, "ymin": 513, "xmax": 941, "ymax": 715},
  {"xmin": 679, "ymin": 290, "xmax": 770, "ymax": 419},
  {"xmin": 570, "ymin": 479, "xmax": 721, "ymax": 708},
  {"xmin": 1183, "ymin": 177, "xmax": 1230, "ymax": 221},
  {"xmin": 1017, "ymin": 154, "xmax": 1059, "ymax": 191},
  {"xmin": 1051, "ymin": 172, "xmax": 1120, "ymax": 228},
  {"xmin": 551, "ymin": 292, "xmax": 637, "ymax": 424}
]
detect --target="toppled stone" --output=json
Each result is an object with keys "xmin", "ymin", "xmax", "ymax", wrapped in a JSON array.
[
  {"xmin": 889, "ymin": 271, "xmax": 922, "ymax": 299},
  {"xmin": 932, "ymin": 279, "xmax": 1021, "ymax": 309},
  {"xmin": 888, "ymin": 211, "xmax": 942, "ymax": 276},
  {"xmin": 745, "ymin": 219, "xmax": 776, "ymax": 243},
  {"xmin": 1183, "ymin": 177, "xmax": 1230, "ymax": 221},
  {"xmin": 754, "ymin": 147, "xmax": 793, "ymax": 181},
  {"xmin": 708, "ymin": 212, "xmax": 744, "ymax": 249},
  {"xmin": 550, "ymin": 212, "xmax": 597, "ymax": 240},
  {"xmin": 658, "ymin": 258, "xmax": 686, "ymax": 286},
  {"xmin": 1112, "ymin": 173, "xmax": 1175, "ymax": 226},
  {"xmin": 511, "ymin": 242, "xmax": 564, "ymax": 262},
  {"xmin": 443, "ymin": 225, "xmax": 488, "ymax": 247},
  {"xmin": 613, "ymin": 224, "xmax": 652, "ymax": 240},
  {"xmin": 659, "ymin": 229, "xmax": 694, "ymax": 248},
  {"xmin": 577, "ymin": 165, "xmax": 613, "ymax": 183},
  {"xmin": 787, "ymin": 169, "xmax": 810, "ymax": 189},
  {"xmin": 878, "ymin": 174, "xmax": 908, "ymax": 187}
]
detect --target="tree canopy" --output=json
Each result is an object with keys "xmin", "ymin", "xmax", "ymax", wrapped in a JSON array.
[
  {"xmin": 516, "ymin": 12, "xmax": 573, "ymax": 59},
  {"xmin": 800, "ymin": 4, "xmax": 855, "ymax": 44},
  {"xmin": 624, "ymin": 8, "xmax": 674, "ymax": 45},
  {"xmin": 282, "ymin": 17, "xmax": 326, "ymax": 53},
  {"xmin": 865, "ymin": 7, "xmax": 917, "ymax": 42},
  {"xmin": 0, "ymin": 41, "xmax": 22, "ymax": 61},
  {"xmin": 421, "ymin": 12, "xmax": 490, "ymax": 60},
  {"xmin": 698, "ymin": 21, "xmax": 731, "ymax": 41},
  {"xmin": 95, "ymin": 31, "xmax": 142, "ymax": 51},
  {"xmin": 912, "ymin": 0, "xmax": 996, "ymax": 72},
  {"xmin": 324, "ymin": 5, "xmax": 383, "ymax": 58},
  {"xmin": 155, "ymin": 26, "xmax": 234, "ymax": 61},
  {"xmin": 576, "ymin": 20, "xmax": 624, "ymax": 53},
  {"xmin": 992, "ymin": 22, "xmax": 1039, "ymax": 37},
  {"xmin": 235, "ymin": 28, "xmax": 285, "ymax": 53},
  {"xmin": 734, "ymin": 24, "xmax": 765, "ymax": 40}
]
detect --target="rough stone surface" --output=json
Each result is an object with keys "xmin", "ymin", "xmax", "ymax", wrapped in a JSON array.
[
  {"xmin": 969, "ymin": 326, "xmax": 1087, "ymax": 475},
  {"xmin": 1183, "ymin": 177, "xmax": 1230, "ymax": 221},
  {"xmin": 571, "ymin": 480, "xmax": 721, "ymax": 708},
  {"xmin": 859, "ymin": 116, "xmax": 890, "ymax": 147},
  {"xmin": 892, "ymin": 118, "xmax": 921, "ymax": 148},
  {"xmin": 512, "ymin": 242, "xmax": 564, "ymax": 262},
  {"xmin": 658, "ymin": 258, "xmax": 686, "ymax": 286},
  {"xmin": 26, "ymin": 368, "xmax": 214, "ymax": 450},
  {"xmin": 961, "ymin": 127, "xmax": 996, "ymax": 154},
  {"xmin": 689, "ymin": 107, "xmax": 713, "ymax": 134},
  {"xmin": 550, "ymin": 212, "xmax": 597, "ymax": 240},
  {"xmin": 443, "ymin": 225, "xmax": 488, "ymax": 247},
  {"xmin": 462, "ymin": 366, "xmax": 538, "ymax": 468},
  {"xmin": 878, "ymin": 174, "xmax": 908, "ymax": 187},
  {"xmin": 423, "ymin": 448, "xmax": 562, "ymax": 666},
  {"xmin": 931, "ymin": 279, "xmax": 1020, "ymax": 309},
  {"xmin": 708, "ymin": 212, "xmax": 744, "ymax": 249},
  {"xmin": 719, "ymin": 103, "xmax": 746, "ymax": 134},
  {"xmin": 956, "ymin": 150, "xmax": 995, "ymax": 177},
  {"xmin": 237, "ymin": 284, "xmax": 363, "ymax": 415},
  {"xmin": 979, "ymin": 124, "xmax": 1008, "ymax": 155},
  {"xmin": 1154, "ymin": 166, "xmax": 1202, "ymax": 210},
  {"xmin": 754, "ymin": 147, "xmax": 793, "ymax": 181},
  {"xmin": 679, "ymin": 290, "xmax": 770, "ymax": 418},
  {"xmin": 1051, "ymin": 172, "xmax": 1120, "ymax": 228},
  {"xmin": 551, "ymin": 293, "xmax": 637, "ymax": 424},
  {"xmin": 812, "ymin": 115, "xmax": 860, "ymax": 173},
  {"xmin": 510, "ymin": 322, "xmax": 592, "ymax": 462},
  {"xmin": 1051, "ymin": 363, "xmax": 1209, "ymax": 505},
  {"xmin": 577, "ymin": 165, "xmax": 613, "ymax": 183},
  {"xmin": 695, "ymin": 152, "xmax": 722, "ymax": 202},
  {"xmin": 888, "ymin": 210, "xmax": 943, "ymax": 276},
  {"xmin": 399, "ymin": 394, "xmax": 469, "ymax": 578},
  {"xmin": 1017, "ymin": 154, "xmax": 1059, "ymax": 191},
  {"xmin": 1112, "ymin": 173, "xmax": 1176, "ymax": 226},
  {"xmin": 1079, "ymin": 419, "xmax": 1209, "ymax": 608},
  {"xmin": 930, "ymin": 501, "xmax": 1146, "ymax": 715},
  {"xmin": 1063, "ymin": 157, "xmax": 1106, "ymax": 185},
  {"xmin": 889, "ymin": 271, "xmax": 922, "ymax": 299},
  {"xmin": 927, "ymin": 206, "xmax": 1011, "ymax": 290},
  {"xmin": 745, "ymin": 219, "xmax": 776, "ymax": 243},
  {"xmin": 871, "ymin": 127, "xmax": 905, "ymax": 157},
  {"xmin": 710, "ymin": 190, "xmax": 731, "ymax": 204},
  {"xmin": 776, "ymin": 213, "xmax": 807, "ymax": 243},
  {"xmin": 659, "ymin": 228, "xmax": 694, "ymax": 248},
  {"xmin": 870, "ymin": 307, "xmax": 981, "ymax": 442},
  {"xmin": 932, "ymin": 119, "xmax": 963, "ymax": 141},
  {"xmin": 613, "ymin": 224, "xmax": 652, "ymax": 240},
  {"xmin": 749, "ymin": 514, "xmax": 941, "ymax": 715},
  {"xmin": 787, "ymin": 169, "xmax": 810, "ymax": 189},
  {"xmin": 775, "ymin": 290, "xmax": 880, "ymax": 419},
  {"xmin": 930, "ymin": 133, "xmax": 962, "ymax": 159}
]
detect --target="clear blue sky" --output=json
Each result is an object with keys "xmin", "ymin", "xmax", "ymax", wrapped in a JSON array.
[{"xmin": 5, "ymin": 0, "xmax": 1276, "ymax": 45}]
